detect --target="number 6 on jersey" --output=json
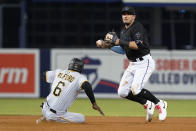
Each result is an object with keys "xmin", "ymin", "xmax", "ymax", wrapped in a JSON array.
[{"xmin": 53, "ymin": 81, "xmax": 65, "ymax": 96}]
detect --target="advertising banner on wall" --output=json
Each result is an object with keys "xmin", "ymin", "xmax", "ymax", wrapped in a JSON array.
[
  {"xmin": 51, "ymin": 49, "xmax": 196, "ymax": 99},
  {"xmin": 0, "ymin": 49, "xmax": 39, "ymax": 98},
  {"xmin": 52, "ymin": 49, "xmax": 125, "ymax": 98},
  {"xmin": 149, "ymin": 50, "xmax": 196, "ymax": 99}
]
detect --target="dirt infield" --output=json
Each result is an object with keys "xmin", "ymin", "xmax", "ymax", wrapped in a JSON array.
[{"xmin": 0, "ymin": 116, "xmax": 196, "ymax": 131}]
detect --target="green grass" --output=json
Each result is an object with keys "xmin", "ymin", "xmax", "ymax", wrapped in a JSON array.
[
  {"xmin": 0, "ymin": 98, "xmax": 195, "ymax": 117},
  {"xmin": 0, "ymin": 98, "xmax": 44, "ymax": 115}
]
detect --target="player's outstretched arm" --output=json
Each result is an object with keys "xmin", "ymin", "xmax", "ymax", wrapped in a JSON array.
[
  {"xmin": 110, "ymin": 46, "xmax": 126, "ymax": 54},
  {"xmin": 81, "ymin": 81, "xmax": 105, "ymax": 116}
]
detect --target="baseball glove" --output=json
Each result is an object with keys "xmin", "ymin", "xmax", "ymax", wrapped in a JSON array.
[{"xmin": 104, "ymin": 32, "xmax": 118, "ymax": 46}]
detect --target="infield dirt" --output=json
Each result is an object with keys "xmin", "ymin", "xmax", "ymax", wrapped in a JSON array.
[{"xmin": 0, "ymin": 116, "xmax": 196, "ymax": 131}]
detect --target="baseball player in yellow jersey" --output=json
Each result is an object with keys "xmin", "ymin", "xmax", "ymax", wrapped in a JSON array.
[{"xmin": 40, "ymin": 58, "xmax": 104, "ymax": 123}]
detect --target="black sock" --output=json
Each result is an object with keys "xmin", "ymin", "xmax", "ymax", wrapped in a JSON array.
[
  {"xmin": 136, "ymin": 89, "xmax": 160, "ymax": 104},
  {"xmin": 125, "ymin": 91, "xmax": 147, "ymax": 105}
]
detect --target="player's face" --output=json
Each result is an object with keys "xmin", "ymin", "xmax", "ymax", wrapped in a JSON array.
[{"xmin": 122, "ymin": 12, "xmax": 136, "ymax": 25}]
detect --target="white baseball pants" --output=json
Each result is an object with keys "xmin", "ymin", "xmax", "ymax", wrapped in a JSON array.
[
  {"xmin": 118, "ymin": 54, "xmax": 155, "ymax": 97},
  {"xmin": 42, "ymin": 102, "xmax": 85, "ymax": 123}
]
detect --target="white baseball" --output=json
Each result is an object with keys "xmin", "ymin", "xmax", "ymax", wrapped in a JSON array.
[{"xmin": 96, "ymin": 40, "xmax": 103, "ymax": 45}]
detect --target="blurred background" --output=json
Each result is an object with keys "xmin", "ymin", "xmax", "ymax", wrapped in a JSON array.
[
  {"xmin": 0, "ymin": 0, "xmax": 196, "ymax": 117},
  {"xmin": 1, "ymin": 0, "xmax": 196, "ymax": 49},
  {"xmin": 0, "ymin": 0, "xmax": 196, "ymax": 100}
]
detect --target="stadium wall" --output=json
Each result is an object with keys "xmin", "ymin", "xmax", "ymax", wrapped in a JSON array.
[
  {"xmin": 51, "ymin": 49, "xmax": 196, "ymax": 99},
  {"xmin": 0, "ymin": 49, "xmax": 196, "ymax": 99}
]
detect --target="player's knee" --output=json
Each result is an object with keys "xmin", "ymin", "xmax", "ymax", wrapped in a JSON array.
[
  {"xmin": 131, "ymin": 83, "xmax": 142, "ymax": 95},
  {"xmin": 118, "ymin": 88, "xmax": 129, "ymax": 98}
]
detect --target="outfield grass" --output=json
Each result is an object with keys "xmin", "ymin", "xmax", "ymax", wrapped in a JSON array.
[{"xmin": 0, "ymin": 98, "xmax": 195, "ymax": 117}]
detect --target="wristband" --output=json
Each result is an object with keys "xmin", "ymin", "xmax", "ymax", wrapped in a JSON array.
[{"xmin": 119, "ymin": 40, "xmax": 129, "ymax": 46}]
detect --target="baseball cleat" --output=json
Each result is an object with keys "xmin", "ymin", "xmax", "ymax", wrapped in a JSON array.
[
  {"xmin": 144, "ymin": 100, "xmax": 155, "ymax": 122},
  {"xmin": 155, "ymin": 100, "xmax": 167, "ymax": 121}
]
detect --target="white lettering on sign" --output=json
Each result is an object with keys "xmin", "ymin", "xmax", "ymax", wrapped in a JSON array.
[{"xmin": 0, "ymin": 68, "xmax": 28, "ymax": 84}]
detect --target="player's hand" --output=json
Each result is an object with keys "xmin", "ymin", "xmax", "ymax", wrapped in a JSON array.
[
  {"xmin": 96, "ymin": 39, "xmax": 113, "ymax": 49},
  {"xmin": 92, "ymin": 103, "xmax": 105, "ymax": 116}
]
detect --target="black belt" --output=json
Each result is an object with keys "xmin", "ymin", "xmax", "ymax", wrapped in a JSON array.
[
  {"xmin": 130, "ymin": 53, "xmax": 151, "ymax": 62},
  {"xmin": 131, "ymin": 57, "xmax": 144, "ymax": 62},
  {"xmin": 46, "ymin": 102, "xmax": 57, "ymax": 114}
]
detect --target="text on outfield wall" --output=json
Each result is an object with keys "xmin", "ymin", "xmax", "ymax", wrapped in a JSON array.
[{"xmin": 0, "ymin": 68, "xmax": 28, "ymax": 84}]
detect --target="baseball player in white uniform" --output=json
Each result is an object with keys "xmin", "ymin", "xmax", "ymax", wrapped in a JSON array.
[
  {"xmin": 96, "ymin": 6, "xmax": 167, "ymax": 122},
  {"xmin": 40, "ymin": 58, "xmax": 104, "ymax": 123}
]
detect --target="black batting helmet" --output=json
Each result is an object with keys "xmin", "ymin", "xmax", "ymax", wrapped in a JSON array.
[{"xmin": 68, "ymin": 58, "xmax": 84, "ymax": 73}]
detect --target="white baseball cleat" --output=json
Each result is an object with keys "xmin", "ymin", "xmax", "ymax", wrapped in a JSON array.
[
  {"xmin": 143, "ymin": 100, "xmax": 155, "ymax": 122},
  {"xmin": 155, "ymin": 100, "xmax": 167, "ymax": 121}
]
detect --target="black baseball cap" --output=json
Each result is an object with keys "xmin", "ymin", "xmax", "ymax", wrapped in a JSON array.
[{"xmin": 121, "ymin": 6, "xmax": 136, "ymax": 15}]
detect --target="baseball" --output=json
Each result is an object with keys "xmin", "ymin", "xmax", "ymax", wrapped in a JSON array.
[
  {"xmin": 96, "ymin": 40, "xmax": 102, "ymax": 44},
  {"xmin": 96, "ymin": 40, "xmax": 103, "ymax": 47}
]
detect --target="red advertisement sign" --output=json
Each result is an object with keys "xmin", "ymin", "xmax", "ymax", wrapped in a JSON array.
[{"xmin": 0, "ymin": 54, "xmax": 35, "ymax": 93}]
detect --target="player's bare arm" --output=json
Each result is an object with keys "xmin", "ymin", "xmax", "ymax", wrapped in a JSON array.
[{"xmin": 81, "ymin": 81, "xmax": 105, "ymax": 116}]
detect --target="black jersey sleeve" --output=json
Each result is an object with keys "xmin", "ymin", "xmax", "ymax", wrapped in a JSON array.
[
  {"xmin": 132, "ymin": 22, "xmax": 145, "ymax": 48},
  {"xmin": 81, "ymin": 81, "xmax": 96, "ymax": 104}
]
